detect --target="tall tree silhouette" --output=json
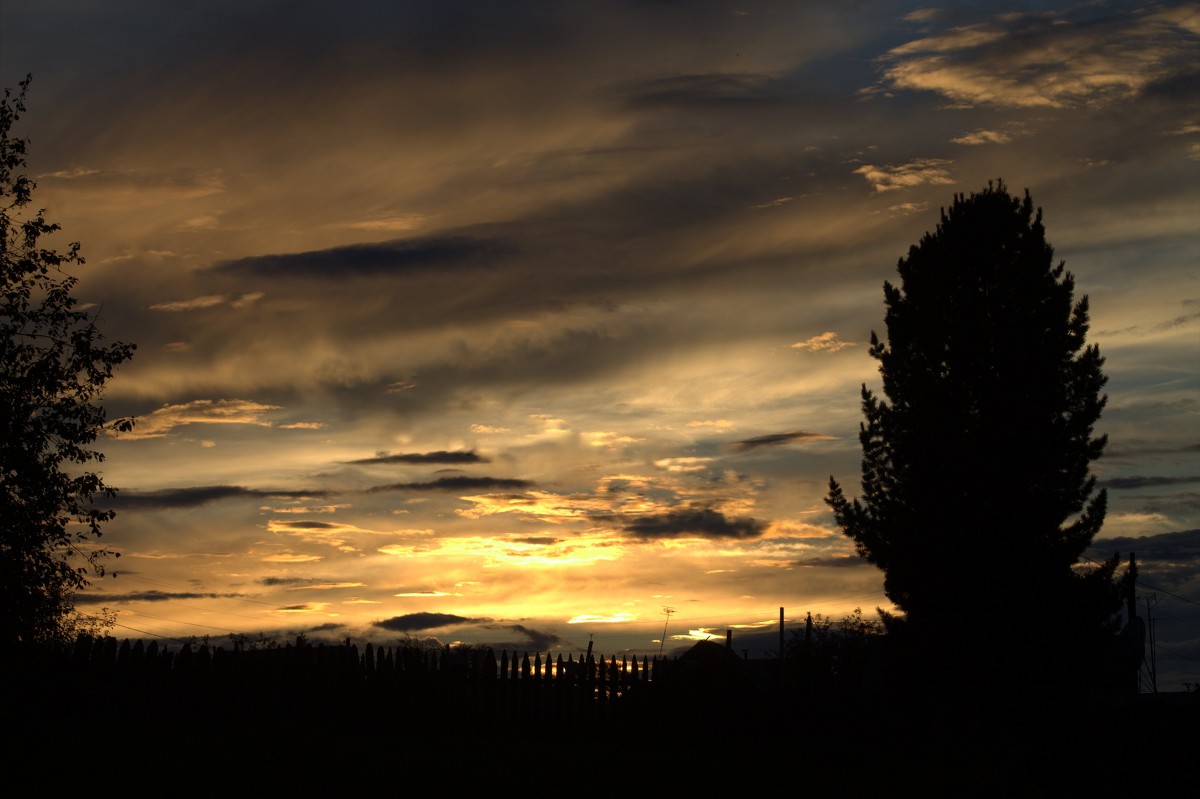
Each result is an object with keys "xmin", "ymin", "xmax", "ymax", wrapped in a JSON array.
[
  {"xmin": 1, "ymin": 76, "xmax": 135, "ymax": 647},
  {"xmin": 827, "ymin": 181, "xmax": 1122, "ymax": 693}
]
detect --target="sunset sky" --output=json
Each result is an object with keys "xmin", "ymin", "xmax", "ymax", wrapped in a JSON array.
[{"xmin": 3, "ymin": 1, "xmax": 1197, "ymax": 687}]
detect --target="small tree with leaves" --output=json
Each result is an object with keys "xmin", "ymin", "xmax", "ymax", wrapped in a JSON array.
[
  {"xmin": 785, "ymin": 607, "xmax": 885, "ymax": 695},
  {"xmin": 827, "ymin": 181, "xmax": 1124, "ymax": 694},
  {"xmin": 1, "ymin": 76, "xmax": 135, "ymax": 647}
]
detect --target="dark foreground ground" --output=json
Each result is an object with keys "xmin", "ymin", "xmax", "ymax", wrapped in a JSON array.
[{"xmin": 12, "ymin": 689, "xmax": 1193, "ymax": 793}]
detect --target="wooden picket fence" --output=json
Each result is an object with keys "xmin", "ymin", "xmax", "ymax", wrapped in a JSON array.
[{"xmin": 22, "ymin": 635, "xmax": 683, "ymax": 731}]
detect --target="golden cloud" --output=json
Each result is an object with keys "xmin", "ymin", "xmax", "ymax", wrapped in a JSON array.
[
  {"xmin": 116, "ymin": 399, "xmax": 281, "ymax": 439},
  {"xmin": 853, "ymin": 159, "xmax": 955, "ymax": 193},
  {"xmin": 880, "ymin": 7, "xmax": 1199, "ymax": 109},
  {"xmin": 791, "ymin": 332, "xmax": 858, "ymax": 352}
]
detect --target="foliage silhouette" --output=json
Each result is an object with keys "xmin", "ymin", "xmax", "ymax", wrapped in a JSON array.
[
  {"xmin": 784, "ymin": 607, "xmax": 885, "ymax": 695},
  {"xmin": 826, "ymin": 181, "xmax": 1124, "ymax": 694},
  {"xmin": 1, "ymin": 75, "xmax": 135, "ymax": 647}
]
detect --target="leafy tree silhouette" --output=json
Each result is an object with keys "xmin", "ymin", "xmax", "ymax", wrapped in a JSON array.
[
  {"xmin": 1, "ymin": 75, "xmax": 135, "ymax": 647},
  {"xmin": 827, "ymin": 181, "xmax": 1124, "ymax": 696}
]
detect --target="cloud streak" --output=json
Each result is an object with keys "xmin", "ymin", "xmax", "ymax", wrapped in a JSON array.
[
  {"xmin": 366, "ymin": 476, "xmax": 534, "ymax": 493},
  {"xmin": 623, "ymin": 508, "xmax": 767, "ymax": 540},
  {"xmin": 733, "ymin": 432, "xmax": 835, "ymax": 451},
  {"xmin": 345, "ymin": 450, "xmax": 490, "ymax": 465},
  {"xmin": 113, "ymin": 400, "xmax": 282, "ymax": 440},
  {"xmin": 1099, "ymin": 475, "xmax": 1200, "ymax": 490},
  {"xmin": 792, "ymin": 332, "xmax": 858, "ymax": 352},
  {"xmin": 212, "ymin": 236, "xmax": 519, "ymax": 280},
  {"xmin": 105, "ymin": 485, "xmax": 332, "ymax": 509}
]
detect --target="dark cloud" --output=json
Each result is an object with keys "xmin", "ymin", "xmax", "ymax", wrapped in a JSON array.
[
  {"xmin": 1091, "ymin": 529, "xmax": 1200, "ymax": 570},
  {"xmin": 732, "ymin": 431, "xmax": 831, "ymax": 451},
  {"xmin": 366, "ymin": 476, "xmax": 533, "ymax": 493},
  {"xmin": 344, "ymin": 450, "xmax": 489, "ymax": 465},
  {"xmin": 75, "ymin": 590, "xmax": 238, "ymax": 604},
  {"xmin": 481, "ymin": 623, "xmax": 564, "ymax": 652},
  {"xmin": 792, "ymin": 556, "xmax": 871, "ymax": 569},
  {"xmin": 1142, "ymin": 63, "xmax": 1200, "ymax": 103},
  {"xmin": 211, "ymin": 235, "xmax": 518, "ymax": 280},
  {"xmin": 305, "ymin": 623, "xmax": 348, "ymax": 634},
  {"xmin": 260, "ymin": 577, "xmax": 310, "ymax": 587},
  {"xmin": 105, "ymin": 486, "xmax": 331, "ymax": 509},
  {"xmin": 1099, "ymin": 476, "xmax": 1200, "ymax": 490},
  {"xmin": 624, "ymin": 508, "xmax": 766, "ymax": 540},
  {"xmin": 1123, "ymin": 491, "xmax": 1200, "ymax": 518},
  {"xmin": 510, "ymin": 537, "xmax": 561, "ymax": 546},
  {"xmin": 374, "ymin": 612, "xmax": 485, "ymax": 632},
  {"xmin": 1105, "ymin": 442, "xmax": 1200, "ymax": 458},
  {"xmin": 280, "ymin": 521, "xmax": 339, "ymax": 530}
]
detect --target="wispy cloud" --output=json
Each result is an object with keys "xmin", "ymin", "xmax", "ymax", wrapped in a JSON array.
[
  {"xmin": 877, "ymin": 6, "xmax": 1200, "ymax": 108},
  {"xmin": 150, "ymin": 292, "xmax": 264, "ymax": 311},
  {"xmin": 950, "ymin": 129, "xmax": 1012, "ymax": 145},
  {"xmin": 732, "ymin": 431, "xmax": 835, "ymax": 451},
  {"xmin": 342, "ymin": 214, "xmax": 428, "ymax": 232},
  {"xmin": 115, "ymin": 399, "xmax": 282, "ymax": 439},
  {"xmin": 853, "ymin": 159, "xmax": 954, "ymax": 192},
  {"xmin": 40, "ymin": 166, "xmax": 225, "ymax": 198},
  {"xmin": 688, "ymin": 419, "xmax": 735, "ymax": 430},
  {"xmin": 791, "ymin": 332, "xmax": 858, "ymax": 352},
  {"xmin": 76, "ymin": 589, "xmax": 243, "ymax": 604}
]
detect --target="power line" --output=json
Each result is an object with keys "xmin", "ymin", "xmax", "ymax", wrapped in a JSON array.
[
  {"xmin": 1082, "ymin": 552, "xmax": 1199, "ymax": 607},
  {"xmin": 109, "ymin": 621, "xmax": 192, "ymax": 643},
  {"xmin": 89, "ymin": 572, "xmax": 284, "ymax": 607},
  {"xmin": 119, "ymin": 607, "xmax": 260, "ymax": 633},
  {"xmin": 1136, "ymin": 581, "xmax": 1200, "ymax": 608},
  {"xmin": 1151, "ymin": 608, "xmax": 1200, "ymax": 633}
]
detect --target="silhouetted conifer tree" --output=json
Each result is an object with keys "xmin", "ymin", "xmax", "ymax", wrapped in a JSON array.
[{"xmin": 827, "ymin": 181, "xmax": 1123, "ymax": 695}]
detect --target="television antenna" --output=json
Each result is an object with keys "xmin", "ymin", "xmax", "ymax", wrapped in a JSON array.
[{"xmin": 658, "ymin": 606, "xmax": 675, "ymax": 656}]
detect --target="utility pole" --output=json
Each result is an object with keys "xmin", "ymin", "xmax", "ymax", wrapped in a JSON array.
[
  {"xmin": 1125, "ymin": 552, "xmax": 1137, "ymax": 624},
  {"xmin": 779, "ymin": 607, "xmax": 784, "ymax": 660},
  {"xmin": 1143, "ymin": 593, "xmax": 1159, "ymax": 694},
  {"xmin": 1126, "ymin": 552, "xmax": 1141, "ymax": 694}
]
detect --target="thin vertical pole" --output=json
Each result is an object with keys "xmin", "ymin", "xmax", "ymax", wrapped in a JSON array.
[{"xmin": 659, "ymin": 607, "xmax": 675, "ymax": 657}]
